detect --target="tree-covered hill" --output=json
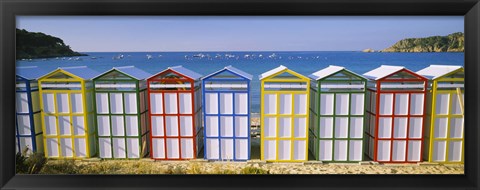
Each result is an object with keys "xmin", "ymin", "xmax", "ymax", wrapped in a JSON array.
[
  {"xmin": 16, "ymin": 29, "xmax": 87, "ymax": 59},
  {"xmin": 381, "ymin": 32, "xmax": 464, "ymax": 52}
]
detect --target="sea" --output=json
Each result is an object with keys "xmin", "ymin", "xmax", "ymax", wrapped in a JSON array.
[{"xmin": 16, "ymin": 51, "xmax": 464, "ymax": 113}]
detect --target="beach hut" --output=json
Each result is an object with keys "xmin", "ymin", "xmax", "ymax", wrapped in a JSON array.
[
  {"xmin": 147, "ymin": 66, "xmax": 203, "ymax": 160},
  {"xmin": 259, "ymin": 65, "xmax": 310, "ymax": 162},
  {"xmin": 363, "ymin": 65, "xmax": 428, "ymax": 163},
  {"xmin": 202, "ymin": 66, "xmax": 252, "ymax": 161},
  {"xmin": 417, "ymin": 65, "xmax": 464, "ymax": 163},
  {"xmin": 16, "ymin": 66, "xmax": 49, "ymax": 155},
  {"xmin": 38, "ymin": 66, "xmax": 99, "ymax": 159},
  {"xmin": 93, "ymin": 66, "xmax": 151, "ymax": 159},
  {"xmin": 308, "ymin": 66, "xmax": 367, "ymax": 162}
]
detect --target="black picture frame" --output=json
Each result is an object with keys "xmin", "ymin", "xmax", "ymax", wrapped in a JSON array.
[{"xmin": 1, "ymin": 0, "xmax": 479, "ymax": 189}]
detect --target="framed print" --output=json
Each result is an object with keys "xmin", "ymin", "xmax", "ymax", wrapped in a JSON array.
[{"xmin": 1, "ymin": 0, "xmax": 480, "ymax": 189}]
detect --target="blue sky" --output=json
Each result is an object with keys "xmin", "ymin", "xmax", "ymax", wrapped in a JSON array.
[{"xmin": 16, "ymin": 16, "xmax": 464, "ymax": 52}]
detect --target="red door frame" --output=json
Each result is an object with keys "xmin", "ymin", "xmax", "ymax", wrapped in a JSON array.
[
  {"xmin": 147, "ymin": 69, "xmax": 198, "ymax": 160},
  {"xmin": 368, "ymin": 69, "xmax": 428, "ymax": 163}
]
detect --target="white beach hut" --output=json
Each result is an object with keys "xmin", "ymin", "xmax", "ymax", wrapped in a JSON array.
[
  {"xmin": 147, "ymin": 66, "xmax": 203, "ymax": 160},
  {"xmin": 308, "ymin": 65, "xmax": 367, "ymax": 162},
  {"xmin": 202, "ymin": 66, "xmax": 253, "ymax": 161},
  {"xmin": 363, "ymin": 65, "xmax": 428, "ymax": 163},
  {"xmin": 259, "ymin": 65, "xmax": 310, "ymax": 162},
  {"xmin": 93, "ymin": 66, "xmax": 151, "ymax": 159},
  {"xmin": 16, "ymin": 66, "xmax": 49, "ymax": 155},
  {"xmin": 38, "ymin": 66, "xmax": 99, "ymax": 159}
]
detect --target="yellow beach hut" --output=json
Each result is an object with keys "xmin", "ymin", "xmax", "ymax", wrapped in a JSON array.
[
  {"xmin": 259, "ymin": 65, "xmax": 310, "ymax": 162},
  {"xmin": 417, "ymin": 65, "xmax": 464, "ymax": 163},
  {"xmin": 38, "ymin": 66, "xmax": 99, "ymax": 159}
]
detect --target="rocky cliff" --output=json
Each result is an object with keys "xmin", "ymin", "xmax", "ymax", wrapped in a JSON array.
[{"xmin": 381, "ymin": 32, "xmax": 464, "ymax": 52}]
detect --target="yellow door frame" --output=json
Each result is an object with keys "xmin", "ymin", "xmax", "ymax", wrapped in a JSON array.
[
  {"xmin": 260, "ymin": 68, "xmax": 310, "ymax": 162},
  {"xmin": 427, "ymin": 68, "xmax": 464, "ymax": 164},
  {"xmin": 39, "ymin": 69, "xmax": 93, "ymax": 159}
]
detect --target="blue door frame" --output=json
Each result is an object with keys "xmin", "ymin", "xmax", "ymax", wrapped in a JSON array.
[
  {"xmin": 15, "ymin": 76, "xmax": 42, "ymax": 154},
  {"xmin": 202, "ymin": 70, "xmax": 251, "ymax": 161}
]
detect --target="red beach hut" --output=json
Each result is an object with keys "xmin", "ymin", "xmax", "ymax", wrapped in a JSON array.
[
  {"xmin": 147, "ymin": 66, "xmax": 203, "ymax": 160},
  {"xmin": 363, "ymin": 65, "xmax": 428, "ymax": 163}
]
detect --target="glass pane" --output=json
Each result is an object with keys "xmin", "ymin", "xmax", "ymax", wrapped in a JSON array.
[
  {"xmin": 71, "ymin": 93, "xmax": 83, "ymax": 113},
  {"xmin": 279, "ymin": 94, "xmax": 292, "ymax": 114},
  {"xmin": 335, "ymin": 94, "xmax": 349, "ymax": 115},
  {"xmin": 334, "ymin": 117, "xmax": 348, "ymax": 138},
  {"xmin": 320, "ymin": 94, "xmax": 334, "ymax": 115},
  {"xmin": 379, "ymin": 93, "xmax": 393, "ymax": 115},
  {"xmin": 392, "ymin": 140, "xmax": 406, "ymax": 161},
  {"xmin": 234, "ymin": 93, "xmax": 248, "ymax": 114},
  {"xmin": 264, "ymin": 117, "xmax": 276, "ymax": 138},
  {"xmin": 264, "ymin": 94, "xmax": 277, "ymax": 114},
  {"xmin": 149, "ymin": 93, "xmax": 163, "ymax": 114},
  {"xmin": 393, "ymin": 117, "xmax": 407, "ymax": 138},
  {"xmin": 164, "ymin": 93, "xmax": 178, "ymax": 114},
  {"xmin": 449, "ymin": 118, "xmax": 464, "ymax": 138},
  {"xmin": 124, "ymin": 93, "xmax": 137, "ymax": 114},
  {"xmin": 57, "ymin": 93, "xmax": 69, "ymax": 113},
  {"xmin": 220, "ymin": 93, "xmax": 233, "ymax": 114},
  {"xmin": 394, "ymin": 93, "xmax": 409, "ymax": 115},
  {"xmin": 319, "ymin": 117, "xmax": 333, "ymax": 138},
  {"xmin": 334, "ymin": 140, "xmax": 348, "ymax": 161},
  {"xmin": 435, "ymin": 93, "xmax": 450, "ymax": 115},
  {"xmin": 96, "ymin": 93, "xmax": 109, "ymax": 114},
  {"xmin": 110, "ymin": 93, "xmax": 124, "ymax": 114},
  {"xmin": 410, "ymin": 93, "xmax": 424, "ymax": 115},
  {"xmin": 350, "ymin": 93, "xmax": 364, "ymax": 115},
  {"xmin": 294, "ymin": 94, "xmax": 307, "ymax": 114},
  {"xmin": 179, "ymin": 93, "xmax": 192, "ymax": 114},
  {"xmin": 205, "ymin": 93, "xmax": 218, "ymax": 114}
]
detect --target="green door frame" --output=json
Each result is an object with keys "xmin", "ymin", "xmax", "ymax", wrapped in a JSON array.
[
  {"xmin": 310, "ymin": 70, "xmax": 367, "ymax": 163},
  {"xmin": 93, "ymin": 71, "xmax": 149, "ymax": 159}
]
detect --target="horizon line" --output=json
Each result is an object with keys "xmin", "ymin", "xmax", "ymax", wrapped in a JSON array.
[{"xmin": 79, "ymin": 50, "xmax": 367, "ymax": 53}]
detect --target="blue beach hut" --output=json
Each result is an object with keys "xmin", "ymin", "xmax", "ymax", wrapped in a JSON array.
[
  {"xmin": 202, "ymin": 66, "xmax": 253, "ymax": 161},
  {"xmin": 16, "ymin": 66, "xmax": 48, "ymax": 155}
]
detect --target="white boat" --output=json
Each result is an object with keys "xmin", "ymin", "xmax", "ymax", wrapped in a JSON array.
[
  {"xmin": 268, "ymin": 53, "xmax": 277, "ymax": 59},
  {"xmin": 193, "ymin": 53, "xmax": 205, "ymax": 58},
  {"xmin": 112, "ymin": 54, "xmax": 124, "ymax": 60}
]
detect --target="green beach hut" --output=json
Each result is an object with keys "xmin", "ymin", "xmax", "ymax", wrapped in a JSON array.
[
  {"xmin": 93, "ymin": 66, "xmax": 151, "ymax": 159},
  {"xmin": 308, "ymin": 65, "xmax": 367, "ymax": 162}
]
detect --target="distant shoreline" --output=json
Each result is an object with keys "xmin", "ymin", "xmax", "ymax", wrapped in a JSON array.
[
  {"xmin": 76, "ymin": 50, "xmax": 464, "ymax": 53},
  {"xmin": 16, "ymin": 53, "xmax": 89, "ymax": 60},
  {"xmin": 359, "ymin": 51, "xmax": 465, "ymax": 53}
]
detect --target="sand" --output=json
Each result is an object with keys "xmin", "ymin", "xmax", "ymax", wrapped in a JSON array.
[{"xmin": 50, "ymin": 159, "xmax": 463, "ymax": 174}]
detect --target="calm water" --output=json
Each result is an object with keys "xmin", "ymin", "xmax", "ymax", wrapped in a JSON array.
[{"xmin": 17, "ymin": 51, "xmax": 464, "ymax": 113}]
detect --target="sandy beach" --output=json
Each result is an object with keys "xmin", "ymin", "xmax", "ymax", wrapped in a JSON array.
[{"xmin": 42, "ymin": 159, "xmax": 463, "ymax": 174}]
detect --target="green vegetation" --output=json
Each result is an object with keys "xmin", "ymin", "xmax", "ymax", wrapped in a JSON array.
[
  {"xmin": 15, "ymin": 149, "xmax": 47, "ymax": 174},
  {"xmin": 16, "ymin": 151, "xmax": 271, "ymax": 174},
  {"xmin": 381, "ymin": 32, "xmax": 464, "ymax": 52},
  {"xmin": 16, "ymin": 28, "xmax": 87, "ymax": 59},
  {"xmin": 240, "ymin": 166, "xmax": 270, "ymax": 174}
]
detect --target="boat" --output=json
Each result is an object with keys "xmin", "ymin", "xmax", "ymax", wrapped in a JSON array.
[
  {"xmin": 112, "ymin": 54, "xmax": 124, "ymax": 60},
  {"xmin": 268, "ymin": 53, "xmax": 278, "ymax": 59},
  {"xmin": 193, "ymin": 53, "xmax": 205, "ymax": 58}
]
